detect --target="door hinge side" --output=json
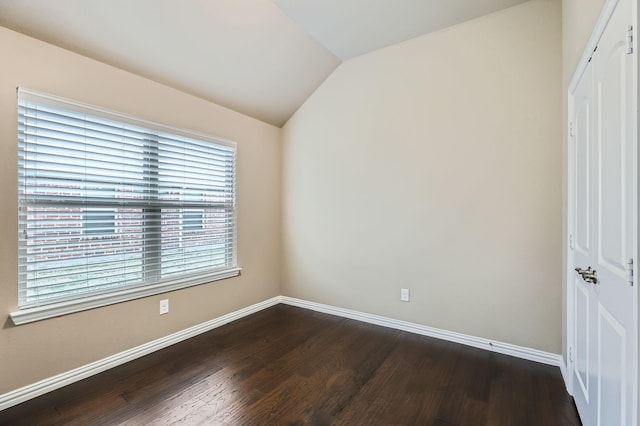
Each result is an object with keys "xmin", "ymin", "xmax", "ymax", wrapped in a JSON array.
[
  {"xmin": 569, "ymin": 122, "xmax": 575, "ymax": 138},
  {"xmin": 627, "ymin": 25, "xmax": 634, "ymax": 54},
  {"xmin": 627, "ymin": 258, "xmax": 634, "ymax": 286},
  {"xmin": 569, "ymin": 234, "xmax": 574, "ymax": 250}
]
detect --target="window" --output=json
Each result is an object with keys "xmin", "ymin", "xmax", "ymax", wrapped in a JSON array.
[{"xmin": 14, "ymin": 88, "xmax": 239, "ymax": 323}]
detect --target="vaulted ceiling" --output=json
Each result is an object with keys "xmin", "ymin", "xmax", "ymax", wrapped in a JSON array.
[{"xmin": 0, "ymin": 0, "xmax": 529, "ymax": 127}]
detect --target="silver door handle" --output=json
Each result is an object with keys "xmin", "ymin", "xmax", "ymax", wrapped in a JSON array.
[{"xmin": 575, "ymin": 266, "xmax": 598, "ymax": 284}]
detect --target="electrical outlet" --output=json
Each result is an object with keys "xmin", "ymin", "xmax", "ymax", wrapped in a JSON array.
[
  {"xmin": 400, "ymin": 288, "xmax": 410, "ymax": 302},
  {"xmin": 159, "ymin": 299, "xmax": 169, "ymax": 315}
]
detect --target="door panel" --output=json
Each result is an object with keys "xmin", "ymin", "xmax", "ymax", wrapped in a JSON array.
[
  {"xmin": 598, "ymin": 304, "xmax": 626, "ymax": 426},
  {"xmin": 575, "ymin": 279, "xmax": 590, "ymax": 398},
  {"xmin": 575, "ymin": 99, "xmax": 591, "ymax": 255},
  {"xmin": 596, "ymin": 36, "xmax": 627, "ymax": 276}
]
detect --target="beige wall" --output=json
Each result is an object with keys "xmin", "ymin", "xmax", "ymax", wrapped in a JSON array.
[
  {"xmin": 282, "ymin": 0, "xmax": 562, "ymax": 353},
  {"xmin": 0, "ymin": 27, "xmax": 282, "ymax": 393}
]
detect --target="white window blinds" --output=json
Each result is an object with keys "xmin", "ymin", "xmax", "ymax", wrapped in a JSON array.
[{"xmin": 17, "ymin": 88, "xmax": 238, "ymax": 310}]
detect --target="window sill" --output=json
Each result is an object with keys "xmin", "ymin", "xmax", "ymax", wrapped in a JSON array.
[{"xmin": 9, "ymin": 267, "xmax": 241, "ymax": 326}]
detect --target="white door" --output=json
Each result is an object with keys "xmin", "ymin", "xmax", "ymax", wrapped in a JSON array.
[
  {"xmin": 569, "ymin": 0, "xmax": 637, "ymax": 425},
  {"xmin": 571, "ymin": 52, "xmax": 597, "ymax": 425}
]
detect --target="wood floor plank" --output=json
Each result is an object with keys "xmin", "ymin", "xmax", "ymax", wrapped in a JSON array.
[{"xmin": 0, "ymin": 305, "xmax": 581, "ymax": 425}]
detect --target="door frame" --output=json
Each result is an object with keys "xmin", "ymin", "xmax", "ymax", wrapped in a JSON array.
[{"xmin": 566, "ymin": 0, "xmax": 638, "ymax": 423}]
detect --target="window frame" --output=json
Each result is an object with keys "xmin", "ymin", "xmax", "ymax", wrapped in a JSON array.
[{"xmin": 10, "ymin": 88, "xmax": 240, "ymax": 325}]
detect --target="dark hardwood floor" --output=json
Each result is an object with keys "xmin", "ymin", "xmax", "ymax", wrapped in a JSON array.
[{"xmin": 0, "ymin": 305, "xmax": 581, "ymax": 425}]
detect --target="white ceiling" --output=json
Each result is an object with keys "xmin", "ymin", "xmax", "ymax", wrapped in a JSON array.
[
  {"xmin": 273, "ymin": 0, "xmax": 530, "ymax": 60},
  {"xmin": 0, "ymin": 0, "xmax": 529, "ymax": 127}
]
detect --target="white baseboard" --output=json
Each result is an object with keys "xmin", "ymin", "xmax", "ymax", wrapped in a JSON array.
[
  {"xmin": 0, "ymin": 296, "xmax": 281, "ymax": 412},
  {"xmin": 0, "ymin": 295, "xmax": 566, "ymax": 412},
  {"xmin": 280, "ymin": 296, "xmax": 564, "ymax": 368}
]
